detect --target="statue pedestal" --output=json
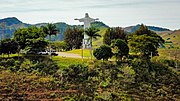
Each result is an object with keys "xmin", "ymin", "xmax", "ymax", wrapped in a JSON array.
[{"xmin": 83, "ymin": 39, "xmax": 91, "ymax": 49}]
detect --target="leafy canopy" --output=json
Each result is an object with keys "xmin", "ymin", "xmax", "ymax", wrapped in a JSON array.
[
  {"xmin": 13, "ymin": 26, "xmax": 48, "ymax": 53},
  {"xmin": 93, "ymin": 44, "xmax": 113, "ymax": 61},
  {"xmin": 41, "ymin": 23, "xmax": 59, "ymax": 36},
  {"xmin": 111, "ymin": 39, "xmax": 129, "ymax": 61},
  {"xmin": 0, "ymin": 38, "xmax": 18, "ymax": 56},
  {"xmin": 103, "ymin": 27, "xmax": 127, "ymax": 45},
  {"xmin": 85, "ymin": 27, "xmax": 101, "ymax": 40},
  {"xmin": 64, "ymin": 27, "xmax": 83, "ymax": 50},
  {"xmin": 128, "ymin": 24, "xmax": 164, "ymax": 59}
]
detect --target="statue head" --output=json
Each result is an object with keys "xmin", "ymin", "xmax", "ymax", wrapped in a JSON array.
[{"xmin": 85, "ymin": 13, "xmax": 89, "ymax": 18}]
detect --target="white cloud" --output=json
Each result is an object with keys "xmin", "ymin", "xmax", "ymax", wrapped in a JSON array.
[{"xmin": 0, "ymin": 0, "xmax": 180, "ymax": 29}]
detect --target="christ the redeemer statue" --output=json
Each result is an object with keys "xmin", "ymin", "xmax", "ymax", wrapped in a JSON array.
[{"xmin": 75, "ymin": 13, "xmax": 99, "ymax": 48}]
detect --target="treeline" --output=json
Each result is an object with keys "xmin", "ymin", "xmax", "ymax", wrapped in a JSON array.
[{"xmin": 0, "ymin": 23, "xmax": 58, "ymax": 56}]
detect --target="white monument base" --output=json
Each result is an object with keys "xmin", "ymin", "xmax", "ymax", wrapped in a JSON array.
[{"xmin": 83, "ymin": 39, "xmax": 91, "ymax": 49}]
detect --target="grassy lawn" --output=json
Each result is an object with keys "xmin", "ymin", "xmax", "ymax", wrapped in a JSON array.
[
  {"xmin": 52, "ymin": 56, "xmax": 89, "ymax": 69},
  {"xmin": 66, "ymin": 49, "xmax": 93, "ymax": 58},
  {"xmin": 0, "ymin": 53, "xmax": 90, "ymax": 69},
  {"xmin": 160, "ymin": 30, "xmax": 180, "ymax": 48}
]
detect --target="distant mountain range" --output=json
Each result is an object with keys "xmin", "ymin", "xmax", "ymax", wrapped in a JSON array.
[
  {"xmin": 0, "ymin": 17, "xmax": 109, "ymax": 40},
  {"xmin": 0, "ymin": 17, "xmax": 176, "ymax": 40},
  {"xmin": 123, "ymin": 24, "xmax": 171, "ymax": 33}
]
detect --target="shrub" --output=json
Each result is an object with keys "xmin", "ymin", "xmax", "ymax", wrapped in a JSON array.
[
  {"xmin": 63, "ymin": 64, "xmax": 88, "ymax": 83},
  {"xmin": 6, "ymin": 58, "xmax": 16, "ymax": 66},
  {"xmin": 151, "ymin": 56, "xmax": 178, "ymax": 68},
  {"xmin": 35, "ymin": 62, "xmax": 59, "ymax": 75},
  {"xmin": 0, "ymin": 58, "xmax": 15, "ymax": 68},
  {"xmin": 93, "ymin": 44, "xmax": 113, "ymax": 61},
  {"xmin": 111, "ymin": 39, "xmax": 129, "ymax": 61}
]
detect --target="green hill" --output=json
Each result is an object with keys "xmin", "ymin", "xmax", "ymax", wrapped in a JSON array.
[
  {"xmin": 124, "ymin": 24, "xmax": 171, "ymax": 33},
  {"xmin": 0, "ymin": 17, "xmax": 30, "ymax": 39},
  {"xmin": 158, "ymin": 30, "xmax": 180, "ymax": 48}
]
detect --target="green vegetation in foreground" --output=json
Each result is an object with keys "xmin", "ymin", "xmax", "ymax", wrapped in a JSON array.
[
  {"xmin": 0, "ymin": 54, "xmax": 20, "ymax": 58},
  {"xmin": 0, "ymin": 56, "xmax": 179, "ymax": 100},
  {"xmin": 52, "ymin": 56, "xmax": 88, "ymax": 68}
]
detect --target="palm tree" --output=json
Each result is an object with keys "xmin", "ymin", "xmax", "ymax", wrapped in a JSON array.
[
  {"xmin": 42, "ymin": 23, "xmax": 58, "ymax": 59},
  {"xmin": 85, "ymin": 27, "xmax": 101, "ymax": 60}
]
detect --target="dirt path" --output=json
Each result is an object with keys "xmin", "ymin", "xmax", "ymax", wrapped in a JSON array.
[{"xmin": 56, "ymin": 52, "xmax": 82, "ymax": 58}]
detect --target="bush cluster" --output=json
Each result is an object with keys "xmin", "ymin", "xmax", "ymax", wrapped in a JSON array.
[{"xmin": 0, "ymin": 56, "xmax": 59, "ymax": 75}]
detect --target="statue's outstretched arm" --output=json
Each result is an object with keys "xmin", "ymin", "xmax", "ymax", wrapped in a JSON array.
[
  {"xmin": 74, "ymin": 18, "xmax": 84, "ymax": 22},
  {"xmin": 74, "ymin": 18, "xmax": 79, "ymax": 20},
  {"xmin": 90, "ymin": 18, "xmax": 99, "ymax": 22}
]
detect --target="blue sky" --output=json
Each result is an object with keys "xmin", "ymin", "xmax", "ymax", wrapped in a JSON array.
[{"xmin": 0, "ymin": 0, "xmax": 180, "ymax": 30}]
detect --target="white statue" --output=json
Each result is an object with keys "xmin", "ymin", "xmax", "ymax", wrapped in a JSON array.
[{"xmin": 75, "ymin": 13, "xmax": 99, "ymax": 48}]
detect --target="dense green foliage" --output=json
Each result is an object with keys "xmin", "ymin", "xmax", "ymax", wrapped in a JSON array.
[
  {"xmin": 128, "ymin": 24, "xmax": 164, "ymax": 59},
  {"xmin": 103, "ymin": 27, "xmax": 127, "ymax": 45},
  {"xmin": 111, "ymin": 39, "xmax": 129, "ymax": 61},
  {"xmin": 64, "ymin": 27, "xmax": 83, "ymax": 50},
  {"xmin": 14, "ymin": 26, "xmax": 48, "ymax": 53},
  {"xmin": 93, "ymin": 45, "xmax": 113, "ymax": 61},
  {"xmin": 0, "ymin": 55, "xmax": 59, "ymax": 75},
  {"xmin": 50, "ymin": 41, "xmax": 67, "ymax": 51},
  {"xmin": 0, "ymin": 38, "xmax": 18, "ymax": 57},
  {"xmin": 0, "ymin": 55, "xmax": 180, "ymax": 100},
  {"xmin": 41, "ymin": 23, "xmax": 59, "ymax": 41},
  {"xmin": 62, "ymin": 59, "xmax": 180, "ymax": 100}
]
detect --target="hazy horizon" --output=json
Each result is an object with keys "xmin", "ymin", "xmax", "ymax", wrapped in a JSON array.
[{"xmin": 0, "ymin": 0, "xmax": 180, "ymax": 30}]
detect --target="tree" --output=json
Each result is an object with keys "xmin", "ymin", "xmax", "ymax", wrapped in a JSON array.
[
  {"xmin": 41, "ymin": 23, "xmax": 59, "ymax": 58},
  {"xmin": 50, "ymin": 41, "xmax": 67, "ymax": 51},
  {"xmin": 103, "ymin": 27, "xmax": 127, "ymax": 45},
  {"xmin": 128, "ymin": 24, "xmax": 164, "ymax": 59},
  {"xmin": 85, "ymin": 27, "xmax": 101, "ymax": 60},
  {"xmin": 93, "ymin": 45, "xmax": 113, "ymax": 61},
  {"xmin": 64, "ymin": 27, "xmax": 83, "ymax": 50},
  {"xmin": 111, "ymin": 39, "xmax": 129, "ymax": 61},
  {"xmin": 0, "ymin": 38, "xmax": 18, "ymax": 57},
  {"xmin": 25, "ymin": 38, "xmax": 48, "ymax": 54},
  {"xmin": 41, "ymin": 23, "xmax": 59, "ymax": 41},
  {"xmin": 14, "ymin": 26, "xmax": 48, "ymax": 54}
]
